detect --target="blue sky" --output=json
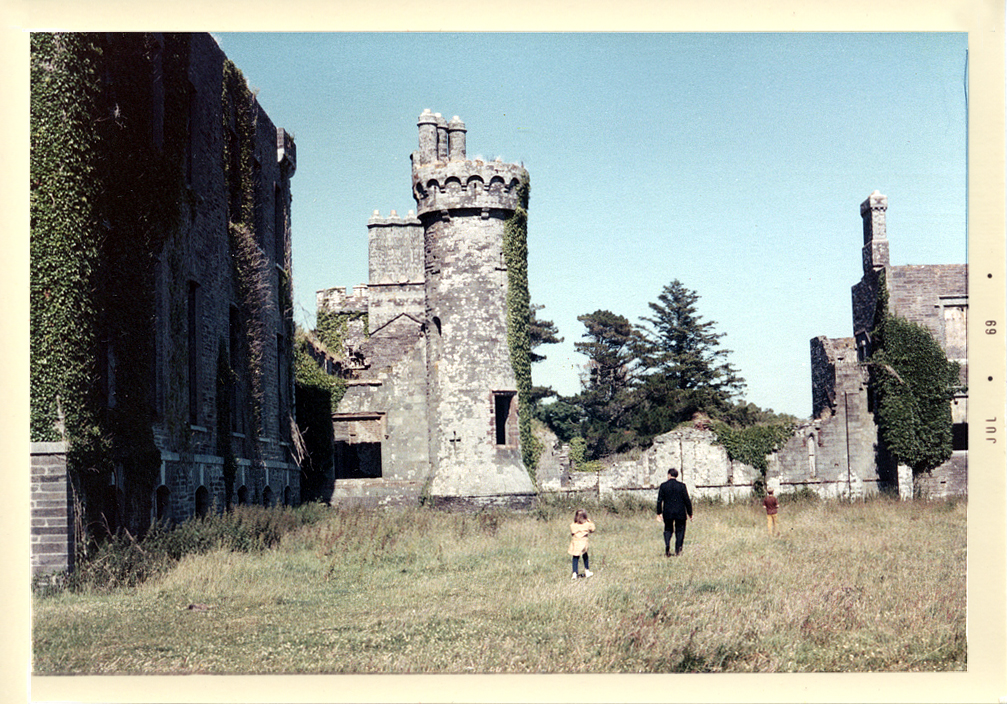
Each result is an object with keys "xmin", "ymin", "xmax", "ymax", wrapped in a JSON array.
[{"xmin": 214, "ymin": 32, "xmax": 967, "ymax": 419}]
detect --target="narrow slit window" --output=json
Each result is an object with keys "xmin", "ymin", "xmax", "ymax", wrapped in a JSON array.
[{"xmin": 494, "ymin": 392, "xmax": 517, "ymax": 446}]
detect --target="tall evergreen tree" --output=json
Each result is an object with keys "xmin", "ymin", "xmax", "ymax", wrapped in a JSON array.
[
  {"xmin": 573, "ymin": 310, "xmax": 640, "ymax": 456},
  {"xmin": 529, "ymin": 303, "xmax": 563, "ymax": 363},
  {"xmin": 634, "ymin": 280, "xmax": 745, "ymax": 439},
  {"xmin": 527, "ymin": 303, "xmax": 564, "ymax": 411}
]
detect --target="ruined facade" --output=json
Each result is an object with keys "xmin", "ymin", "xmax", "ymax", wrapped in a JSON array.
[
  {"xmin": 806, "ymin": 190, "xmax": 968, "ymax": 498},
  {"xmin": 30, "ymin": 33, "xmax": 298, "ymax": 573},
  {"xmin": 318, "ymin": 111, "xmax": 535, "ymax": 508},
  {"xmin": 541, "ymin": 191, "xmax": 967, "ymax": 502}
]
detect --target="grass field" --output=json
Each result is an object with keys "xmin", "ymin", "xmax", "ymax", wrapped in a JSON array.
[{"xmin": 31, "ymin": 495, "xmax": 966, "ymax": 674}]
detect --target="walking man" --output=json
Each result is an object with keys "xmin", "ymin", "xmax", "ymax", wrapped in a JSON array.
[{"xmin": 656, "ymin": 468, "xmax": 693, "ymax": 556}]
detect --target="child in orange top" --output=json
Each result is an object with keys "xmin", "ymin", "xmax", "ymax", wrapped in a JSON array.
[
  {"xmin": 762, "ymin": 488, "xmax": 779, "ymax": 535},
  {"xmin": 567, "ymin": 508, "xmax": 595, "ymax": 579}
]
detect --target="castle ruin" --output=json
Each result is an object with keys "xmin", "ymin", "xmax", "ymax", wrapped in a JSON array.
[{"xmin": 318, "ymin": 111, "xmax": 535, "ymax": 508}]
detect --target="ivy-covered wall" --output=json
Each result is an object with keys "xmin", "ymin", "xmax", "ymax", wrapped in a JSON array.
[
  {"xmin": 31, "ymin": 33, "xmax": 299, "ymax": 541},
  {"xmin": 31, "ymin": 33, "xmax": 191, "ymax": 537},
  {"xmin": 868, "ymin": 270, "xmax": 961, "ymax": 474},
  {"xmin": 502, "ymin": 175, "xmax": 540, "ymax": 482}
]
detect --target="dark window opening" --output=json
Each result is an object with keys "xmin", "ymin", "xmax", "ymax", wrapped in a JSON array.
[
  {"xmin": 194, "ymin": 486, "xmax": 209, "ymax": 518},
  {"xmin": 155, "ymin": 485, "xmax": 171, "ymax": 523},
  {"xmin": 333, "ymin": 414, "xmax": 384, "ymax": 479},
  {"xmin": 494, "ymin": 392, "xmax": 517, "ymax": 446},
  {"xmin": 237, "ymin": 485, "xmax": 248, "ymax": 506},
  {"xmin": 263, "ymin": 486, "xmax": 273, "ymax": 508},
  {"xmin": 277, "ymin": 333, "xmax": 287, "ymax": 439},
  {"xmin": 274, "ymin": 184, "xmax": 285, "ymax": 266},
  {"xmin": 187, "ymin": 281, "xmax": 200, "ymax": 425},
  {"xmin": 229, "ymin": 305, "xmax": 243, "ymax": 434},
  {"xmin": 952, "ymin": 423, "xmax": 968, "ymax": 451}
]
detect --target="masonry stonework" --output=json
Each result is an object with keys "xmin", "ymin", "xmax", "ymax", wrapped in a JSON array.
[
  {"xmin": 319, "ymin": 111, "xmax": 534, "ymax": 508},
  {"xmin": 539, "ymin": 191, "xmax": 966, "ymax": 503},
  {"xmin": 30, "ymin": 34, "xmax": 300, "ymax": 566},
  {"xmin": 30, "ymin": 443, "xmax": 74, "ymax": 576}
]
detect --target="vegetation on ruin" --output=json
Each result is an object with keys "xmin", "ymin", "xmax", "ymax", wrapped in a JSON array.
[
  {"xmin": 503, "ymin": 175, "xmax": 540, "ymax": 479},
  {"xmin": 867, "ymin": 271, "xmax": 961, "ymax": 474},
  {"xmin": 710, "ymin": 421, "xmax": 796, "ymax": 496},
  {"xmin": 33, "ymin": 497, "xmax": 965, "ymax": 674},
  {"xmin": 315, "ymin": 309, "xmax": 369, "ymax": 358},
  {"xmin": 537, "ymin": 280, "xmax": 794, "ymax": 463},
  {"xmin": 293, "ymin": 329, "xmax": 344, "ymax": 501},
  {"xmin": 30, "ymin": 33, "xmax": 192, "ymax": 539},
  {"xmin": 223, "ymin": 58, "xmax": 273, "ymax": 433}
]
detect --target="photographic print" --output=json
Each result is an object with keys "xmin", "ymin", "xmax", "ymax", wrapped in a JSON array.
[{"xmin": 11, "ymin": 2, "xmax": 1006, "ymax": 703}]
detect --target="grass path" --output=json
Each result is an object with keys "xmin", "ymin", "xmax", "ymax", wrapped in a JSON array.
[{"xmin": 32, "ymin": 497, "xmax": 966, "ymax": 673}]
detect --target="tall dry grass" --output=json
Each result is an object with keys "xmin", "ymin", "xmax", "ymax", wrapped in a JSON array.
[{"xmin": 32, "ymin": 496, "xmax": 965, "ymax": 673}]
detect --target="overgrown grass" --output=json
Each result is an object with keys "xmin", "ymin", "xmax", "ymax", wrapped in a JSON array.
[{"xmin": 32, "ymin": 497, "xmax": 966, "ymax": 674}]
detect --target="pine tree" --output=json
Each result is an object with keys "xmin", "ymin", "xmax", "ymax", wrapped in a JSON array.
[
  {"xmin": 634, "ymin": 280, "xmax": 745, "ymax": 439},
  {"xmin": 572, "ymin": 310, "xmax": 640, "ymax": 457}
]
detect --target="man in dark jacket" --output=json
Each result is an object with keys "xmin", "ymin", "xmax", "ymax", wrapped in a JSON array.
[{"xmin": 656, "ymin": 468, "xmax": 693, "ymax": 556}]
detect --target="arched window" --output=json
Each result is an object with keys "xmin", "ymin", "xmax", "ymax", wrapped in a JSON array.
[
  {"xmin": 263, "ymin": 486, "xmax": 273, "ymax": 508},
  {"xmin": 195, "ymin": 486, "xmax": 210, "ymax": 518},
  {"xmin": 155, "ymin": 485, "xmax": 171, "ymax": 524},
  {"xmin": 283, "ymin": 486, "xmax": 291, "ymax": 506},
  {"xmin": 237, "ymin": 485, "xmax": 248, "ymax": 506}
]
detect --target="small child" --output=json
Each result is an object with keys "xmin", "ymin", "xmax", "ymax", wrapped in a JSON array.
[
  {"xmin": 762, "ymin": 488, "xmax": 779, "ymax": 536},
  {"xmin": 567, "ymin": 508, "xmax": 595, "ymax": 579}
]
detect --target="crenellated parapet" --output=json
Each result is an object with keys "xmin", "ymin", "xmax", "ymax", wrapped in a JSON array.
[
  {"xmin": 367, "ymin": 208, "xmax": 421, "ymax": 228},
  {"xmin": 411, "ymin": 109, "xmax": 527, "ymax": 217},
  {"xmin": 412, "ymin": 159, "xmax": 527, "ymax": 216}
]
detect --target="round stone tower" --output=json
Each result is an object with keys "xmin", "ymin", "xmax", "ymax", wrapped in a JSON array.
[{"xmin": 411, "ymin": 110, "xmax": 535, "ymax": 503}]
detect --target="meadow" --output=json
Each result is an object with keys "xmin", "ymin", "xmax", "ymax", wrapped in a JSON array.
[{"xmin": 31, "ymin": 494, "xmax": 966, "ymax": 674}]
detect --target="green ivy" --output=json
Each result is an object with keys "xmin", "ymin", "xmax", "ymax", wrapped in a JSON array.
[
  {"xmin": 31, "ymin": 33, "xmax": 190, "ymax": 537},
  {"xmin": 315, "ymin": 309, "xmax": 368, "ymax": 357},
  {"xmin": 222, "ymin": 59, "xmax": 268, "ymax": 432},
  {"xmin": 868, "ymin": 271, "xmax": 960, "ymax": 473},
  {"xmin": 293, "ymin": 330, "xmax": 344, "ymax": 501},
  {"xmin": 711, "ymin": 421, "xmax": 795, "ymax": 497},
  {"xmin": 502, "ymin": 175, "xmax": 540, "ymax": 483}
]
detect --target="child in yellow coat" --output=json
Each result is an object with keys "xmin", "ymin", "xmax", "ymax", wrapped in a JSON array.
[{"xmin": 568, "ymin": 509, "xmax": 595, "ymax": 579}]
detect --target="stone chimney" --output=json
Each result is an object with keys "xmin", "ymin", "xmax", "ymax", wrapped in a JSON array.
[{"xmin": 861, "ymin": 190, "xmax": 889, "ymax": 273}]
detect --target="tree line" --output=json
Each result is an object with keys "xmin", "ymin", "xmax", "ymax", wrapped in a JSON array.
[{"xmin": 529, "ymin": 279, "xmax": 796, "ymax": 463}]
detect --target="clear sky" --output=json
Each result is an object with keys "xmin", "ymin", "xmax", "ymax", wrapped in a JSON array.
[{"xmin": 214, "ymin": 32, "xmax": 967, "ymax": 420}]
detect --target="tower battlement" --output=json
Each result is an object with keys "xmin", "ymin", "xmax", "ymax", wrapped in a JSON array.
[
  {"xmin": 410, "ymin": 110, "xmax": 527, "ymax": 217},
  {"xmin": 367, "ymin": 209, "xmax": 421, "ymax": 227}
]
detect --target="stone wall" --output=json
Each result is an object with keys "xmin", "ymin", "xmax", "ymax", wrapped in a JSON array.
[
  {"xmin": 30, "ymin": 443, "xmax": 74, "ymax": 576},
  {"xmin": 148, "ymin": 34, "xmax": 299, "ymax": 523},
  {"xmin": 322, "ymin": 112, "xmax": 535, "ymax": 507}
]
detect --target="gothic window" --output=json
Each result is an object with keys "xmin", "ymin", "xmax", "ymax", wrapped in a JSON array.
[
  {"xmin": 274, "ymin": 183, "xmax": 285, "ymax": 266},
  {"xmin": 276, "ymin": 333, "xmax": 287, "ymax": 439},
  {"xmin": 229, "ymin": 305, "xmax": 244, "ymax": 435}
]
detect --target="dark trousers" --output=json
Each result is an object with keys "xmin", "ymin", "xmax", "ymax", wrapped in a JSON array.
[
  {"xmin": 663, "ymin": 518, "xmax": 687, "ymax": 555},
  {"xmin": 572, "ymin": 553, "xmax": 590, "ymax": 573}
]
